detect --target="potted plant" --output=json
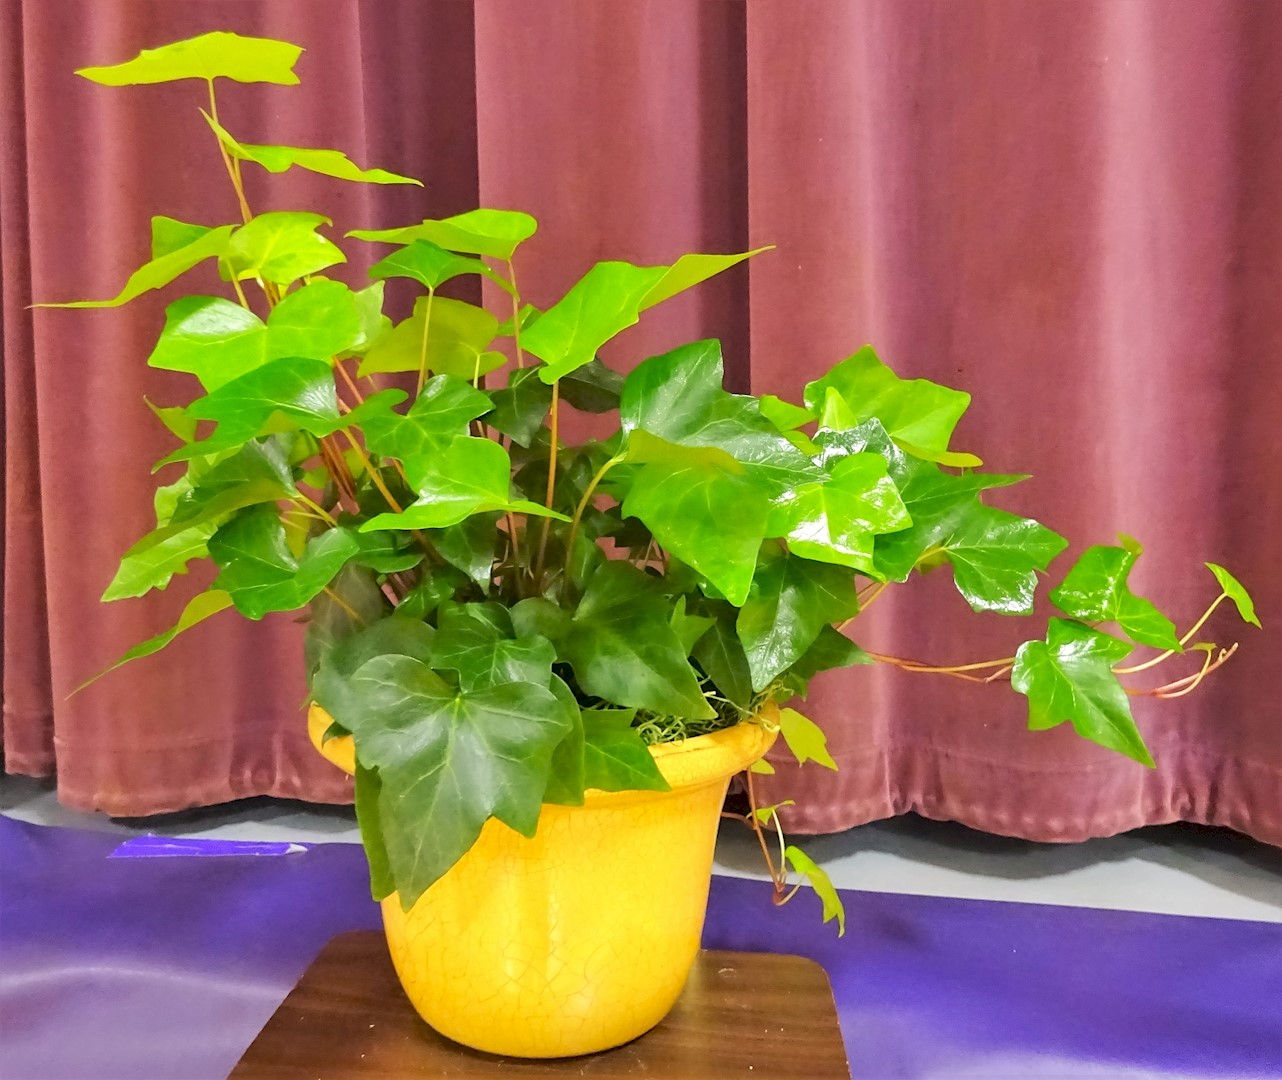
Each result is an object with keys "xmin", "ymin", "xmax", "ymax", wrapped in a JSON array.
[{"xmin": 53, "ymin": 32, "xmax": 1258, "ymax": 1060}]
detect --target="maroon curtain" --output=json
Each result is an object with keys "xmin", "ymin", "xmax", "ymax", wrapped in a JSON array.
[{"xmin": 4, "ymin": 0, "xmax": 1278, "ymax": 845}]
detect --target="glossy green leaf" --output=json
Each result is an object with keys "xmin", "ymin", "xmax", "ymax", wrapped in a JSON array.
[
  {"xmin": 429, "ymin": 615, "xmax": 556, "ymax": 694},
  {"xmin": 349, "ymin": 209, "xmax": 538, "ymax": 260},
  {"xmin": 145, "ymin": 397, "xmax": 199, "ymax": 442},
  {"xmin": 638, "ymin": 248, "xmax": 772, "ymax": 310},
  {"xmin": 201, "ymin": 110, "xmax": 419, "ymax": 185},
  {"xmin": 77, "ymin": 31, "xmax": 301, "ymax": 85},
  {"xmin": 40, "ymin": 225, "xmax": 233, "ymax": 308},
  {"xmin": 785, "ymin": 845, "xmax": 846, "ymax": 936},
  {"xmin": 346, "ymin": 528, "xmax": 422, "ymax": 575},
  {"xmin": 581, "ymin": 708, "xmax": 670, "ymax": 793},
  {"xmin": 361, "ymin": 436, "xmax": 566, "ymax": 531},
  {"xmin": 148, "ymin": 279, "xmax": 361, "ymax": 391},
  {"xmin": 358, "ymin": 295, "xmax": 502, "ymax": 381},
  {"xmin": 484, "ymin": 367, "xmax": 553, "ymax": 446},
  {"xmin": 370, "ymin": 239, "xmax": 511, "ymax": 293},
  {"xmin": 939, "ymin": 504, "xmax": 1068, "ymax": 615},
  {"xmin": 225, "ymin": 211, "xmax": 345, "ymax": 286},
  {"xmin": 311, "ymin": 614, "xmax": 436, "ymax": 704},
  {"xmin": 777, "ymin": 707, "xmax": 837, "ymax": 769},
  {"xmin": 73, "ymin": 590, "xmax": 233, "ymax": 693},
  {"xmin": 620, "ymin": 340, "xmax": 822, "ymax": 495},
  {"xmin": 209, "ymin": 506, "xmax": 360, "ymax": 619},
  {"xmin": 151, "ymin": 216, "xmax": 214, "ymax": 259},
  {"xmin": 1206, "ymin": 563, "xmax": 1261, "ymax": 627},
  {"xmin": 360, "ymin": 375, "xmax": 493, "ymax": 469},
  {"xmin": 1050, "ymin": 543, "xmax": 1181, "ymax": 650},
  {"xmin": 1011, "ymin": 618, "xmax": 1152, "ymax": 766},
  {"xmin": 737, "ymin": 541, "xmax": 859, "ymax": 692},
  {"xmin": 892, "ymin": 438, "xmax": 983, "ymax": 469},
  {"xmin": 335, "ymin": 654, "xmax": 575, "ymax": 905},
  {"xmin": 347, "ymin": 282, "xmax": 391, "ymax": 354},
  {"xmin": 804, "ymin": 346, "xmax": 971, "ymax": 455},
  {"xmin": 766, "ymin": 452, "xmax": 910, "ymax": 571},
  {"xmin": 526, "ymin": 261, "xmax": 668, "ymax": 383},
  {"xmin": 562, "ymin": 562, "xmax": 714, "ymax": 720}
]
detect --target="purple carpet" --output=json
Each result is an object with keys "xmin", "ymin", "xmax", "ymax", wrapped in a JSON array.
[{"xmin": 1, "ymin": 814, "xmax": 1278, "ymax": 1079}]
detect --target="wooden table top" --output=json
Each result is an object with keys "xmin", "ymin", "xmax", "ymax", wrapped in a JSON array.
[{"xmin": 232, "ymin": 931, "xmax": 850, "ymax": 1078}]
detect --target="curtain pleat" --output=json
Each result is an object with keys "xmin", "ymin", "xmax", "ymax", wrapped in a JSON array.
[{"xmin": 3, "ymin": 0, "xmax": 1278, "ymax": 844}]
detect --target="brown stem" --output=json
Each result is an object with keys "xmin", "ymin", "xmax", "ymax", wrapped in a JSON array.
[
  {"xmin": 321, "ymin": 585, "xmax": 364, "ymax": 625},
  {"xmin": 335, "ymin": 360, "xmax": 367, "ymax": 407},
  {"xmin": 866, "ymin": 650, "xmax": 1017, "ymax": 684},
  {"xmin": 744, "ymin": 771, "xmax": 787, "ymax": 895},
  {"xmin": 339, "ymin": 427, "xmax": 403, "ymax": 515},
  {"xmin": 207, "ymin": 80, "xmax": 253, "ymax": 226}
]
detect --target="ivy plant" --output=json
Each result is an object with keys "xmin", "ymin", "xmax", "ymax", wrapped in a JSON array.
[{"xmin": 56, "ymin": 33, "xmax": 1258, "ymax": 934}]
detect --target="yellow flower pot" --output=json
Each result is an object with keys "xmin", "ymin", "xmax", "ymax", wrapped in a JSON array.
[{"xmin": 307, "ymin": 702, "xmax": 775, "ymax": 1058}]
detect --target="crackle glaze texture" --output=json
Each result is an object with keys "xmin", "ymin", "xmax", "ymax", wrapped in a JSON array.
[{"xmin": 308, "ymin": 703, "xmax": 776, "ymax": 1057}]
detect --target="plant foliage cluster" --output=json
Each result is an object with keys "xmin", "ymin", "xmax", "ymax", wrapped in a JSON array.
[{"xmin": 59, "ymin": 33, "xmax": 1257, "ymax": 921}]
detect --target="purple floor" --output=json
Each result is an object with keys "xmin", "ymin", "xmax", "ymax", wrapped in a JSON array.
[{"xmin": 1, "ymin": 815, "xmax": 1278, "ymax": 1079}]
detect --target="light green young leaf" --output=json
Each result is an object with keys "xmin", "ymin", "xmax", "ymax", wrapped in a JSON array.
[
  {"xmin": 777, "ymin": 707, "xmax": 838, "ymax": 770},
  {"xmin": 225, "ymin": 211, "xmax": 345, "ymax": 286},
  {"xmin": 527, "ymin": 261, "xmax": 668, "ymax": 383},
  {"xmin": 1206, "ymin": 563, "xmax": 1261, "ymax": 627},
  {"xmin": 76, "ymin": 31, "xmax": 302, "ymax": 86},
  {"xmin": 785, "ymin": 845, "xmax": 846, "ymax": 936},
  {"xmin": 370, "ymin": 239, "xmax": 512, "ymax": 293},
  {"xmin": 145, "ymin": 397, "xmax": 199, "ymax": 442},
  {"xmin": 39, "ymin": 225, "xmax": 234, "ymax": 308},
  {"xmin": 1050, "ymin": 543, "xmax": 1181, "ymax": 651},
  {"xmin": 637, "ymin": 247, "xmax": 772, "ymax": 310},
  {"xmin": 758, "ymin": 394, "xmax": 816, "ymax": 432},
  {"xmin": 72, "ymin": 590, "xmax": 233, "ymax": 693},
  {"xmin": 349, "ymin": 208, "xmax": 538, "ymax": 260},
  {"xmin": 804, "ymin": 346, "xmax": 971, "ymax": 455},
  {"xmin": 201, "ymin": 110, "xmax": 420, "ymax": 185},
  {"xmin": 151, "ymin": 216, "xmax": 214, "ymax": 259},
  {"xmin": 748, "ymin": 758, "xmax": 776, "ymax": 775},
  {"xmin": 754, "ymin": 800, "xmax": 796, "ymax": 824},
  {"xmin": 102, "ymin": 519, "xmax": 215, "ymax": 601},
  {"xmin": 1011, "ymin": 618, "xmax": 1152, "ymax": 766},
  {"xmin": 358, "ymin": 295, "xmax": 501, "ymax": 381}
]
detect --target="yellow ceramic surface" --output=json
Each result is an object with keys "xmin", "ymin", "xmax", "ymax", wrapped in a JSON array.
[{"xmin": 308, "ymin": 701, "xmax": 776, "ymax": 1057}]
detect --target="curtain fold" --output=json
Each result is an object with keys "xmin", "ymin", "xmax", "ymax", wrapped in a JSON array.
[{"xmin": 3, "ymin": 0, "xmax": 1278, "ymax": 845}]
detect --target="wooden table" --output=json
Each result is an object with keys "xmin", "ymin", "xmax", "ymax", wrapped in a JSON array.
[{"xmin": 232, "ymin": 931, "xmax": 850, "ymax": 1078}]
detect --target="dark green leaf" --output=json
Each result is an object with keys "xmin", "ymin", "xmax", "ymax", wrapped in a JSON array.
[
  {"xmin": 788, "ymin": 626, "xmax": 872, "ymax": 682},
  {"xmin": 581, "ymin": 708, "xmax": 670, "ymax": 792},
  {"xmin": 337, "ymin": 655, "xmax": 575, "ymax": 905},
  {"xmin": 354, "ymin": 764, "xmax": 395, "ymax": 901},
  {"xmin": 75, "ymin": 31, "xmax": 302, "ymax": 85},
  {"xmin": 543, "ymin": 676, "xmax": 586, "ymax": 807},
  {"xmin": 691, "ymin": 607, "xmax": 754, "ymax": 708},
  {"xmin": 563, "ymin": 562, "xmax": 714, "ymax": 719},
  {"xmin": 1011, "ymin": 618, "xmax": 1152, "ymax": 766},
  {"xmin": 304, "ymin": 565, "xmax": 386, "ymax": 680},
  {"xmin": 737, "ymin": 542, "xmax": 859, "ymax": 691},
  {"xmin": 1050, "ymin": 542, "xmax": 1181, "ymax": 650},
  {"xmin": 669, "ymin": 596, "xmax": 715, "ymax": 655},
  {"xmin": 559, "ymin": 357, "xmax": 624, "ymax": 413},
  {"xmin": 426, "ymin": 512, "xmax": 500, "ymax": 593},
  {"xmin": 395, "ymin": 565, "xmax": 469, "ymax": 621},
  {"xmin": 484, "ymin": 367, "xmax": 553, "ymax": 446},
  {"xmin": 346, "ymin": 528, "xmax": 422, "ymax": 574}
]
